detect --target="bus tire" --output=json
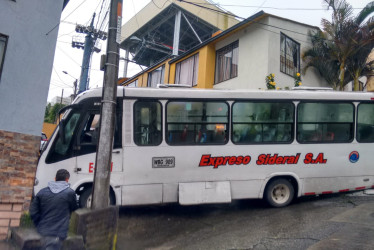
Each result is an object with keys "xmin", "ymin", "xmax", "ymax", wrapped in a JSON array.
[
  {"xmin": 264, "ymin": 178, "xmax": 294, "ymax": 208},
  {"xmin": 79, "ymin": 188, "xmax": 115, "ymax": 208}
]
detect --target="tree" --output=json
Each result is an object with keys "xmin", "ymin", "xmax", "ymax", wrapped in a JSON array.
[
  {"xmin": 44, "ymin": 103, "xmax": 66, "ymax": 123},
  {"xmin": 303, "ymin": 0, "xmax": 374, "ymax": 91},
  {"xmin": 302, "ymin": 30, "xmax": 341, "ymax": 89},
  {"xmin": 346, "ymin": 2, "xmax": 374, "ymax": 90}
]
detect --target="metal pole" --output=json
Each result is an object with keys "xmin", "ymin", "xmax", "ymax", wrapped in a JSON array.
[
  {"xmin": 172, "ymin": 10, "xmax": 181, "ymax": 56},
  {"xmin": 78, "ymin": 13, "xmax": 96, "ymax": 94},
  {"xmin": 123, "ymin": 50, "xmax": 129, "ymax": 78},
  {"xmin": 73, "ymin": 79, "xmax": 77, "ymax": 99},
  {"xmin": 60, "ymin": 89, "xmax": 64, "ymax": 104},
  {"xmin": 91, "ymin": 0, "xmax": 122, "ymax": 210}
]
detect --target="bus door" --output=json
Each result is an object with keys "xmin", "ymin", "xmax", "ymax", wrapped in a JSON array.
[{"xmin": 74, "ymin": 107, "xmax": 123, "ymax": 175}]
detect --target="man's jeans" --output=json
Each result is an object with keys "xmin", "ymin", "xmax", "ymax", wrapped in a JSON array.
[{"xmin": 41, "ymin": 236, "xmax": 63, "ymax": 250}]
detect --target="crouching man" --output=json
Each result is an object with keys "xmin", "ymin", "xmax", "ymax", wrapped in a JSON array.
[{"xmin": 30, "ymin": 169, "xmax": 78, "ymax": 250}]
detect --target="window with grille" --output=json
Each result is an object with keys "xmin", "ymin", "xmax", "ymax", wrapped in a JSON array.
[
  {"xmin": 280, "ymin": 33, "xmax": 300, "ymax": 77},
  {"xmin": 0, "ymin": 34, "xmax": 8, "ymax": 80}
]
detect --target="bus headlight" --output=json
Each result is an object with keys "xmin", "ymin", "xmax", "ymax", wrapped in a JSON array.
[{"xmin": 34, "ymin": 178, "xmax": 39, "ymax": 186}]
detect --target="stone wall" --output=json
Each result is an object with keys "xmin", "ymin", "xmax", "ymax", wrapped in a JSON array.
[{"xmin": 0, "ymin": 130, "xmax": 40, "ymax": 240}]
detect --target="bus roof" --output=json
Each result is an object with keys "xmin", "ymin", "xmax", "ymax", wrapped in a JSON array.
[{"xmin": 74, "ymin": 86, "xmax": 374, "ymax": 103}]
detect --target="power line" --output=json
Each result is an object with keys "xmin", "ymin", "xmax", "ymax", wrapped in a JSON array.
[
  {"xmin": 152, "ymin": 0, "xmax": 170, "ymax": 10},
  {"xmin": 182, "ymin": 1, "xmax": 366, "ymax": 11},
  {"xmin": 177, "ymin": 0, "xmax": 245, "ymax": 20},
  {"xmin": 178, "ymin": 0, "xmax": 338, "ymax": 43},
  {"xmin": 96, "ymin": 0, "xmax": 108, "ymax": 29},
  {"xmin": 131, "ymin": 0, "xmax": 141, "ymax": 28},
  {"xmin": 56, "ymin": 46, "xmax": 82, "ymax": 67},
  {"xmin": 46, "ymin": 0, "xmax": 89, "ymax": 36}
]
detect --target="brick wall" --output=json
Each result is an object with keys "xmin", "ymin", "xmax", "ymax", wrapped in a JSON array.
[
  {"xmin": 0, "ymin": 203, "xmax": 23, "ymax": 240},
  {"xmin": 0, "ymin": 130, "xmax": 40, "ymax": 240}
]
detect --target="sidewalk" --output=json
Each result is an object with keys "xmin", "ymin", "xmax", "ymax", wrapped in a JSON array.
[{"xmin": 308, "ymin": 202, "xmax": 374, "ymax": 250}]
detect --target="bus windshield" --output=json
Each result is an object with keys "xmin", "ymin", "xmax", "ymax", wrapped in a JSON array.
[{"xmin": 46, "ymin": 108, "xmax": 82, "ymax": 163}]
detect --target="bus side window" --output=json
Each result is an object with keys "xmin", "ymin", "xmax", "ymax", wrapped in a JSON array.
[
  {"xmin": 76, "ymin": 110, "xmax": 121, "ymax": 156},
  {"xmin": 80, "ymin": 114, "xmax": 100, "ymax": 145},
  {"xmin": 357, "ymin": 103, "xmax": 374, "ymax": 143},
  {"xmin": 134, "ymin": 101, "xmax": 162, "ymax": 146},
  {"xmin": 166, "ymin": 101, "xmax": 228, "ymax": 145},
  {"xmin": 297, "ymin": 102, "xmax": 354, "ymax": 143},
  {"xmin": 232, "ymin": 102, "xmax": 294, "ymax": 144}
]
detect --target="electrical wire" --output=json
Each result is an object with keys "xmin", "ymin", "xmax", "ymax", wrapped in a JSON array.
[
  {"xmin": 46, "ymin": 0, "xmax": 89, "ymax": 36},
  {"xmin": 96, "ymin": 0, "xmax": 110, "ymax": 30},
  {"xmin": 131, "ymin": 0, "xmax": 141, "ymax": 28},
  {"xmin": 177, "ymin": 0, "xmax": 245, "ymax": 20},
  {"xmin": 152, "ymin": 0, "xmax": 170, "ymax": 10},
  {"xmin": 56, "ymin": 46, "xmax": 82, "ymax": 67},
  {"xmin": 180, "ymin": 1, "xmax": 365, "ymax": 11},
  {"xmin": 177, "ymin": 0, "xmax": 338, "ymax": 43}
]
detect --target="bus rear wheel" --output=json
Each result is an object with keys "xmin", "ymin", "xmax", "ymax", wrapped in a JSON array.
[
  {"xmin": 264, "ymin": 178, "xmax": 294, "ymax": 208},
  {"xmin": 79, "ymin": 188, "xmax": 115, "ymax": 208}
]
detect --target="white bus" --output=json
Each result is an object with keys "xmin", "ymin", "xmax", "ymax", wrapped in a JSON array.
[{"xmin": 35, "ymin": 87, "xmax": 374, "ymax": 208}]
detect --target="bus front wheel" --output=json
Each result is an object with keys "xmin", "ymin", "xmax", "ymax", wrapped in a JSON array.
[
  {"xmin": 79, "ymin": 188, "xmax": 115, "ymax": 208},
  {"xmin": 264, "ymin": 178, "xmax": 294, "ymax": 208}
]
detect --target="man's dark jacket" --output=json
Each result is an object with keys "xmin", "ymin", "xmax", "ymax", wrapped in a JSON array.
[{"xmin": 30, "ymin": 181, "xmax": 78, "ymax": 239}]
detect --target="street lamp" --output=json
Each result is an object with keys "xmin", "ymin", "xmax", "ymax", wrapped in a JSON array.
[{"xmin": 62, "ymin": 71, "xmax": 78, "ymax": 99}]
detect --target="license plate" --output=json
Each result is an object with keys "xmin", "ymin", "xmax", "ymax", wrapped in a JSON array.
[{"xmin": 152, "ymin": 157, "xmax": 175, "ymax": 168}]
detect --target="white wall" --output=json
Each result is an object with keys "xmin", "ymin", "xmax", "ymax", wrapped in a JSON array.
[
  {"xmin": 0, "ymin": 0, "xmax": 64, "ymax": 136},
  {"xmin": 213, "ymin": 16, "xmax": 328, "ymax": 91}
]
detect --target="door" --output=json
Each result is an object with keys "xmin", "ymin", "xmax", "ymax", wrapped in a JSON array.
[{"xmin": 74, "ymin": 111, "xmax": 123, "ymax": 174}]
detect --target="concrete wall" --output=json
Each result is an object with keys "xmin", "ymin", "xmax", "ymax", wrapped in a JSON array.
[
  {"xmin": 0, "ymin": 0, "xmax": 64, "ymax": 137},
  {"xmin": 213, "ymin": 16, "xmax": 328, "ymax": 90},
  {"xmin": 0, "ymin": 0, "xmax": 65, "ymax": 240}
]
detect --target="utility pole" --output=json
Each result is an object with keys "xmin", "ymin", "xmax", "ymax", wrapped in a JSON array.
[
  {"xmin": 73, "ymin": 79, "xmax": 77, "ymax": 99},
  {"xmin": 91, "ymin": 0, "xmax": 122, "ymax": 210},
  {"xmin": 62, "ymin": 71, "xmax": 78, "ymax": 99},
  {"xmin": 60, "ymin": 89, "xmax": 64, "ymax": 105},
  {"xmin": 72, "ymin": 14, "xmax": 107, "ymax": 94}
]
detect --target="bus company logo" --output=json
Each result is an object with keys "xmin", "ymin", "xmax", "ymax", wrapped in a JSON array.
[
  {"xmin": 199, "ymin": 154, "xmax": 251, "ymax": 168},
  {"xmin": 349, "ymin": 151, "xmax": 359, "ymax": 163}
]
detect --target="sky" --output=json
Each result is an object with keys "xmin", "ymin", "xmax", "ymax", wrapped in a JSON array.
[{"xmin": 48, "ymin": 0, "xmax": 373, "ymax": 101}]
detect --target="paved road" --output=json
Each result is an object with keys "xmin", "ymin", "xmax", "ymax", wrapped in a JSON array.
[{"xmin": 116, "ymin": 192, "xmax": 374, "ymax": 250}]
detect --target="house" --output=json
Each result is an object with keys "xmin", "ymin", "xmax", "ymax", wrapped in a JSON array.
[
  {"xmin": 0, "ymin": 0, "xmax": 69, "ymax": 240},
  {"xmin": 121, "ymin": 11, "xmax": 328, "ymax": 90}
]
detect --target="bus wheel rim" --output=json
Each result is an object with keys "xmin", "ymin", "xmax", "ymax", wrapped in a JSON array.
[
  {"xmin": 271, "ymin": 184, "xmax": 290, "ymax": 204},
  {"xmin": 86, "ymin": 194, "xmax": 92, "ymax": 208}
]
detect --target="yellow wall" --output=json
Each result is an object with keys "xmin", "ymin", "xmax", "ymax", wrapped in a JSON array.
[
  {"xmin": 124, "ymin": 59, "xmax": 173, "ymax": 87},
  {"xmin": 168, "ymin": 44, "xmax": 216, "ymax": 89},
  {"xmin": 196, "ymin": 44, "xmax": 216, "ymax": 89},
  {"xmin": 124, "ymin": 45, "xmax": 217, "ymax": 89},
  {"xmin": 42, "ymin": 122, "xmax": 57, "ymax": 139}
]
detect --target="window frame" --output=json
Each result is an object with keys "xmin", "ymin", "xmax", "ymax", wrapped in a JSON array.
[
  {"xmin": 214, "ymin": 40, "xmax": 239, "ymax": 84},
  {"xmin": 166, "ymin": 99, "xmax": 230, "ymax": 146},
  {"xmin": 356, "ymin": 102, "xmax": 374, "ymax": 143},
  {"xmin": 133, "ymin": 100, "xmax": 163, "ymax": 146},
  {"xmin": 0, "ymin": 33, "xmax": 9, "ymax": 81},
  {"xmin": 231, "ymin": 100, "xmax": 295, "ymax": 145},
  {"xmin": 175, "ymin": 53, "xmax": 199, "ymax": 87},
  {"xmin": 280, "ymin": 33, "xmax": 300, "ymax": 77},
  {"xmin": 296, "ymin": 101, "xmax": 355, "ymax": 144}
]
